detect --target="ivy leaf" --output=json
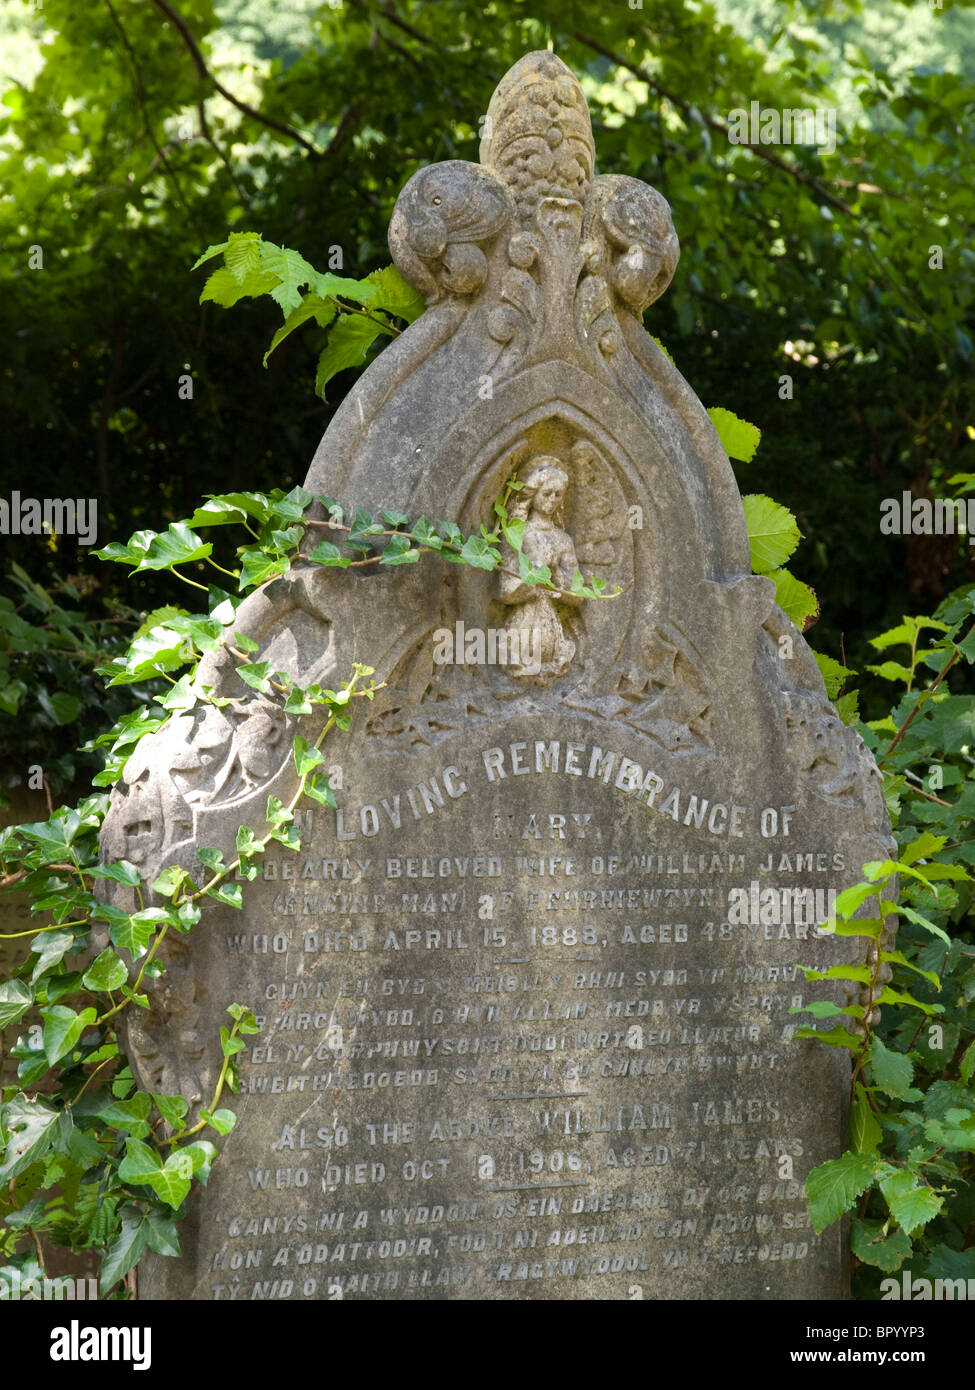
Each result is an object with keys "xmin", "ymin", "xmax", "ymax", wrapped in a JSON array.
[
  {"xmin": 0, "ymin": 981, "xmax": 32, "ymax": 1029},
  {"xmin": 144, "ymin": 1209, "xmax": 182, "ymax": 1258},
  {"xmin": 806, "ymin": 1152, "xmax": 878, "ymax": 1233},
  {"xmin": 82, "ymin": 948, "xmax": 128, "ymax": 993},
  {"xmin": 30, "ymin": 929, "xmax": 76, "ymax": 984},
  {"xmin": 151, "ymin": 1092, "xmax": 189, "ymax": 1129},
  {"xmin": 293, "ymin": 735, "xmax": 325, "ymax": 777},
  {"xmin": 380, "ymin": 534, "xmax": 420, "ymax": 564},
  {"xmin": 0, "ymin": 1096, "xmax": 60, "ymax": 1182},
  {"xmin": 742, "ymin": 494, "xmax": 801, "ymax": 574},
  {"xmin": 206, "ymin": 882, "xmax": 243, "ymax": 909},
  {"xmin": 42, "ymin": 1005, "xmax": 96, "ymax": 1064},
  {"xmin": 96, "ymin": 1092, "xmax": 152, "ymax": 1138},
  {"xmin": 100, "ymin": 1207, "xmax": 150, "ymax": 1295},
  {"xmin": 310, "ymin": 541, "xmax": 350, "ymax": 567},
  {"xmin": 199, "ymin": 1106, "xmax": 236, "ymax": 1136},
  {"xmin": 238, "ymin": 551, "xmax": 291, "ymax": 591},
  {"xmin": 707, "ymin": 406, "xmax": 761, "ymax": 462},
  {"xmin": 305, "ymin": 772, "xmax": 336, "ymax": 807},
  {"xmin": 878, "ymin": 1170, "xmax": 943, "ymax": 1236}
]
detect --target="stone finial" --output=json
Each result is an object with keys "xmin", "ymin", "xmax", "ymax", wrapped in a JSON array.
[{"xmin": 479, "ymin": 50, "xmax": 595, "ymax": 220}]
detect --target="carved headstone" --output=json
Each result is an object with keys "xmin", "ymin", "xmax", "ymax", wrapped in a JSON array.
[{"xmin": 100, "ymin": 52, "xmax": 893, "ymax": 1300}]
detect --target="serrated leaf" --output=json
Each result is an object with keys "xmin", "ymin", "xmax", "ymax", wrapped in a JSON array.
[
  {"xmin": 878, "ymin": 1170, "xmax": 942, "ymax": 1236},
  {"xmin": 316, "ymin": 314, "xmax": 385, "ymax": 396},
  {"xmin": 742, "ymin": 494, "xmax": 801, "ymax": 573},
  {"xmin": 851, "ymin": 1083, "xmax": 882, "ymax": 1155},
  {"xmin": 200, "ymin": 264, "xmax": 278, "ymax": 308},
  {"xmin": 813, "ymin": 651, "xmax": 856, "ymax": 700},
  {"xmin": 263, "ymin": 293, "xmax": 337, "ymax": 365},
  {"xmin": 867, "ymin": 1036, "xmax": 915, "ymax": 1099},
  {"xmin": 363, "ymin": 264, "xmax": 425, "ymax": 323},
  {"xmin": 258, "ymin": 242, "xmax": 321, "ymax": 315},
  {"xmin": 806, "ymin": 1152, "xmax": 878, "ymax": 1233},
  {"xmin": 850, "ymin": 1218, "xmax": 912, "ymax": 1272}
]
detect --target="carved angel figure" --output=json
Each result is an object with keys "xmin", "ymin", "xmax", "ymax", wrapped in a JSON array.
[{"xmin": 498, "ymin": 456, "xmax": 581, "ymax": 682}]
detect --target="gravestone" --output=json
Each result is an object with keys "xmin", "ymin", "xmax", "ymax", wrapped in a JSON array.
[{"xmin": 100, "ymin": 51, "xmax": 894, "ymax": 1300}]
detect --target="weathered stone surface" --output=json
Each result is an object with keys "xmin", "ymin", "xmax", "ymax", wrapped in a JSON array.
[{"xmin": 100, "ymin": 51, "xmax": 893, "ymax": 1300}]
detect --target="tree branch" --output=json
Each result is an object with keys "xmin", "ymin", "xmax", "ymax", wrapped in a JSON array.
[
  {"xmin": 148, "ymin": 0, "xmax": 324, "ymax": 158},
  {"xmin": 572, "ymin": 30, "xmax": 857, "ymax": 218}
]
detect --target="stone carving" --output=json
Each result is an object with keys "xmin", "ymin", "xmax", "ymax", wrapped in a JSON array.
[
  {"xmin": 100, "ymin": 697, "xmax": 292, "ymax": 880},
  {"xmin": 388, "ymin": 161, "xmax": 513, "ymax": 305},
  {"xmin": 781, "ymin": 689, "xmax": 891, "ymax": 846},
  {"xmin": 497, "ymin": 455, "xmax": 581, "ymax": 683}
]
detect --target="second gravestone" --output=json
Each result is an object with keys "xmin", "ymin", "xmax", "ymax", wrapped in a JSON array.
[{"xmin": 101, "ymin": 52, "xmax": 893, "ymax": 1300}]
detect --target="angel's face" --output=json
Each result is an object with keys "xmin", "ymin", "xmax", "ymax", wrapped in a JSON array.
[{"xmin": 533, "ymin": 479, "xmax": 565, "ymax": 517}]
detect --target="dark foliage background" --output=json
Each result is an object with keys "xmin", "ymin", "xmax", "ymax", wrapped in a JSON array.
[{"xmin": 1, "ymin": 0, "xmax": 974, "ymax": 789}]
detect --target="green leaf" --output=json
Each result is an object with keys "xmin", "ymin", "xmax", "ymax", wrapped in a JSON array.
[
  {"xmin": 82, "ymin": 948, "xmax": 128, "ymax": 993},
  {"xmin": 851, "ymin": 1083, "xmax": 882, "ymax": 1155},
  {"xmin": 707, "ymin": 406, "xmax": 761, "ymax": 462},
  {"xmin": 293, "ymin": 735, "xmax": 325, "ymax": 777},
  {"xmin": 152, "ymin": 1092, "xmax": 190, "ymax": 1129},
  {"xmin": 200, "ymin": 1106, "xmax": 236, "ymax": 1136},
  {"xmin": 238, "ymin": 551, "xmax": 291, "ymax": 591},
  {"xmin": 223, "ymin": 231, "xmax": 263, "ymax": 284},
  {"xmin": 220, "ymin": 1025, "xmax": 245, "ymax": 1056},
  {"xmin": 960, "ymin": 1040, "xmax": 975, "ymax": 1087},
  {"xmin": 30, "ymin": 929, "xmax": 76, "ymax": 984},
  {"xmin": 770, "ymin": 566, "xmax": 817, "ymax": 628},
  {"xmin": 900, "ymin": 832, "xmax": 948, "ymax": 865},
  {"xmin": 310, "ymin": 541, "xmax": 350, "ymax": 567},
  {"xmin": 315, "ymin": 314, "xmax": 385, "ymax": 396},
  {"xmin": 867, "ymin": 1036, "xmax": 915, "ymax": 1099},
  {"xmin": 0, "ymin": 1096, "xmax": 60, "ymax": 1181},
  {"xmin": 850, "ymin": 1218, "xmax": 912, "ymax": 1272},
  {"xmin": 200, "ymin": 264, "xmax": 278, "ymax": 308},
  {"xmin": 100, "ymin": 1207, "xmax": 150, "ymax": 1294},
  {"xmin": 0, "ymin": 981, "xmax": 32, "ymax": 1029},
  {"xmin": 144, "ymin": 1209, "xmax": 181, "ymax": 1258},
  {"xmin": 96, "ymin": 1092, "xmax": 153, "ymax": 1137},
  {"xmin": 742, "ymin": 494, "xmax": 801, "ymax": 573},
  {"xmin": 878, "ymin": 1170, "xmax": 943, "ymax": 1236},
  {"xmin": 806, "ymin": 1152, "xmax": 878, "ymax": 1233},
  {"xmin": 42, "ymin": 1005, "xmax": 96, "ymax": 1064},
  {"xmin": 109, "ymin": 909, "xmax": 160, "ymax": 959},
  {"xmin": 258, "ymin": 242, "xmax": 322, "ymax": 315},
  {"xmin": 363, "ymin": 264, "xmax": 425, "ymax": 323},
  {"xmin": 89, "ymin": 859, "xmax": 141, "ymax": 887},
  {"xmin": 206, "ymin": 882, "xmax": 243, "ymax": 909},
  {"xmin": 263, "ymin": 293, "xmax": 338, "ymax": 365},
  {"xmin": 305, "ymin": 772, "xmax": 337, "ymax": 807},
  {"xmin": 813, "ymin": 651, "xmax": 856, "ymax": 700}
]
